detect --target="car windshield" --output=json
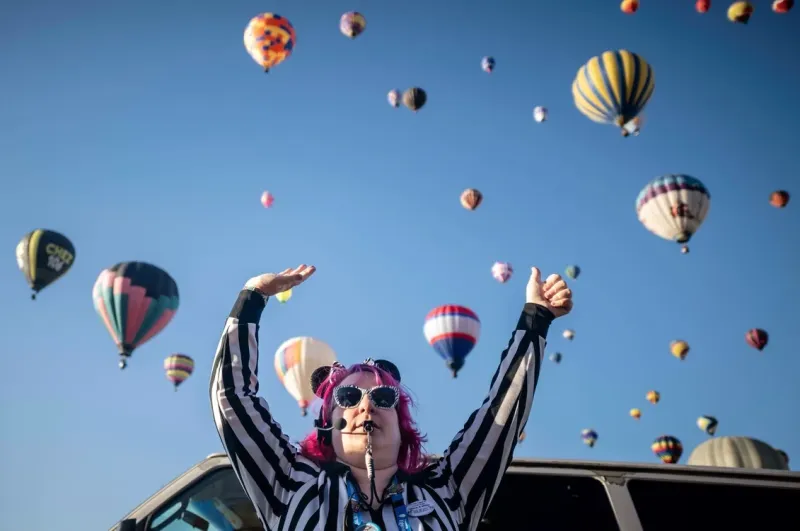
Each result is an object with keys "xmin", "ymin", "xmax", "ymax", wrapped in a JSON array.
[{"xmin": 147, "ymin": 468, "xmax": 260, "ymax": 530}]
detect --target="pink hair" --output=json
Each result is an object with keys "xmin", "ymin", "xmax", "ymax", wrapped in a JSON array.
[{"xmin": 298, "ymin": 363, "xmax": 429, "ymax": 474}]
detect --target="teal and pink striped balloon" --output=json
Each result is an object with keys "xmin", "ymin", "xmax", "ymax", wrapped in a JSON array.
[{"xmin": 92, "ymin": 261, "xmax": 180, "ymax": 369}]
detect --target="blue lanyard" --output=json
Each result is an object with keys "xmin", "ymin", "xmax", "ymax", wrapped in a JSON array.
[{"xmin": 345, "ymin": 475, "xmax": 410, "ymax": 531}]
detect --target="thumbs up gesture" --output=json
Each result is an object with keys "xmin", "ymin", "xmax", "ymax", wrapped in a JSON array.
[{"xmin": 526, "ymin": 267, "xmax": 573, "ymax": 318}]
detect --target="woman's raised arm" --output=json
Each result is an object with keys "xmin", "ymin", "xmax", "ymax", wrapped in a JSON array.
[
  {"xmin": 426, "ymin": 267, "xmax": 573, "ymax": 529},
  {"xmin": 209, "ymin": 265, "xmax": 318, "ymax": 529}
]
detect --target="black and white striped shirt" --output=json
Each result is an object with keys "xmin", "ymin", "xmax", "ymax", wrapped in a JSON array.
[{"xmin": 211, "ymin": 290, "xmax": 552, "ymax": 531}]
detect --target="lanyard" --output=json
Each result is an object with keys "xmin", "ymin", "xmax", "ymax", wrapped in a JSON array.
[{"xmin": 345, "ymin": 475, "xmax": 411, "ymax": 531}]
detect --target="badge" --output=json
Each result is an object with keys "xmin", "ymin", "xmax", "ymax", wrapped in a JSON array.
[
  {"xmin": 407, "ymin": 500, "xmax": 435, "ymax": 517},
  {"xmin": 354, "ymin": 523, "xmax": 382, "ymax": 531}
]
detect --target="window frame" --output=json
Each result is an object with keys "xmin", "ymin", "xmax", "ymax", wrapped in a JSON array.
[{"xmin": 501, "ymin": 465, "xmax": 643, "ymax": 531}]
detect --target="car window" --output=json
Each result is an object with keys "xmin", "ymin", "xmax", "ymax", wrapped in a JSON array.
[
  {"xmin": 627, "ymin": 477, "xmax": 800, "ymax": 530},
  {"xmin": 146, "ymin": 468, "xmax": 261, "ymax": 531},
  {"xmin": 478, "ymin": 473, "xmax": 621, "ymax": 530}
]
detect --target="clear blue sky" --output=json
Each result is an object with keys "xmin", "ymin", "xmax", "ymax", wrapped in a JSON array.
[{"xmin": 1, "ymin": 1, "xmax": 798, "ymax": 529}]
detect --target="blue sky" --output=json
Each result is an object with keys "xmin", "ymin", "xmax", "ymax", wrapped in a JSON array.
[{"xmin": 1, "ymin": 0, "xmax": 798, "ymax": 528}]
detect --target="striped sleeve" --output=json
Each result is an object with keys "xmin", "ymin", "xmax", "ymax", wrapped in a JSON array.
[
  {"xmin": 429, "ymin": 303, "xmax": 553, "ymax": 528},
  {"xmin": 210, "ymin": 289, "xmax": 320, "ymax": 530}
]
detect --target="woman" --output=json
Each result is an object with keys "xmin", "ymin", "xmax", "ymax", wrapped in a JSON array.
[{"xmin": 211, "ymin": 264, "xmax": 573, "ymax": 530}]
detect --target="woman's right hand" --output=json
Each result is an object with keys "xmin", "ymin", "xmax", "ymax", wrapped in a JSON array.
[{"xmin": 244, "ymin": 264, "xmax": 317, "ymax": 297}]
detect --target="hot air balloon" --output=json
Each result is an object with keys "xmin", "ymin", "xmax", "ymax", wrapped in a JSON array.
[
  {"xmin": 697, "ymin": 415, "xmax": 718, "ymax": 435},
  {"xmin": 653, "ymin": 435, "xmax": 683, "ymax": 464},
  {"xmin": 340, "ymin": 11, "xmax": 366, "ymax": 38},
  {"xmin": 402, "ymin": 88, "xmax": 426, "ymax": 112},
  {"xmin": 773, "ymin": 0, "xmax": 794, "ymax": 13},
  {"xmin": 16, "ymin": 229, "xmax": 76, "ymax": 300},
  {"xmin": 697, "ymin": 0, "xmax": 711, "ymax": 13},
  {"xmin": 481, "ymin": 56, "xmax": 495, "ymax": 73},
  {"xmin": 518, "ymin": 431, "xmax": 526, "ymax": 443},
  {"xmin": 688, "ymin": 436, "xmax": 788, "ymax": 470},
  {"xmin": 581, "ymin": 429, "xmax": 598, "ymax": 448},
  {"xmin": 646, "ymin": 390, "xmax": 660, "ymax": 404},
  {"xmin": 630, "ymin": 408, "xmax": 642, "ymax": 420},
  {"xmin": 491, "ymin": 262, "xmax": 513, "ymax": 283},
  {"xmin": 387, "ymin": 89, "xmax": 400, "ymax": 108},
  {"xmin": 164, "ymin": 354, "xmax": 194, "ymax": 391},
  {"xmin": 93, "ymin": 262, "xmax": 180, "ymax": 369},
  {"xmin": 460, "ymin": 188, "xmax": 483, "ymax": 210},
  {"xmin": 563, "ymin": 329, "xmax": 575, "ymax": 341},
  {"xmin": 745, "ymin": 328, "xmax": 768, "ymax": 351},
  {"xmin": 636, "ymin": 174, "xmax": 710, "ymax": 254},
  {"xmin": 261, "ymin": 191, "xmax": 275, "ymax": 208},
  {"xmin": 243, "ymin": 13, "xmax": 296, "ymax": 73},
  {"xmin": 549, "ymin": 352, "xmax": 562, "ymax": 364},
  {"xmin": 565, "ymin": 265, "xmax": 580, "ymax": 280},
  {"xmin": 670, "ymin": 340, "xmax": 690, "ymax": 360},
  {"xmin": 728, "ymin": 2, "xmax": 754, "ymax": 23},
  {"xmin": 621, "ymin": 0, "xmax": 639, "ymax": 14},
  {"xmin": 423, "ymin": 305, "xmax": 480, "ymax": 378},
  {"xmin": 274, "ymin": 336, "xmax": 337, "ymax": 416},
  {"xmin": 572, "ymin": 50, "xmax": 654, "ymax": 134},
  {"xmin": 275, "ymin": 289, "xmax": 292, "ymax": 303},
  {"xmin": 533, "ymin": 106, "xmax": 548, "ymax": 123},
  {"xmin": 770, "ymin": 190, "xmax": 789, "ymax": 208}
]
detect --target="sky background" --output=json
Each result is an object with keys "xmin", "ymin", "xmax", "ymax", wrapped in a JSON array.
[{"xmin": 1, "ymin": 0, "xmax": 798, "ymax": 529}]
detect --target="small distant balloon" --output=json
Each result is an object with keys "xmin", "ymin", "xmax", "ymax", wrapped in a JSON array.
[
  {"xmin": 387, "ymin": 89, "xmax": 400, "ymax": 108},
  {"xmin": 423, "ymin": 305, "xmax": 480, "ymax": 378},
  {"xmin": 565, "ymin": 265, "xmax": 580, "ymax": 280},
  {"xmin": 340, "ymin": 11, "xmax": 366, "ymax": 38},
  {"xmin": 770, "ymin": 190, "xmax": 789, "ymax": 208},
  {"xmin": 261, "ymin": 191, "xmax": 275, "ymax": 208},
  {"xmin": 549, "ymin": 352, "xmax": 562, "ymax": 364},
  {"xmin": 563, "ymin": 329, "xmax": 575, "ymax": 341},
  {"xmin": 728, "ymin": 1, "xmax": 754, "ymax": 23},
  {"xmin": 745, "ymin": 328, "xmax": 768, "ymax": 351},
  {"xmin": 243, "ymin": 13, "xmax": 296, "ymax": 72},
  {"xmin": 696, "ymin": 0, "xmax": 711, "ymax": 13},
  {"xmin": 275, "ymin": 289, "xmax": 292, "ymax": 303},
  {"xmin": 164, "ymin": 354, "xmax": 194, "ymax": 391},
  {"xmin": 533, "ymin": 106, "xmax": 548, "ymax": 123},
  {"xmin": 652, "ymin": 435, "xmax": 683, "ymax": 464},
  {"xmin": 518, "ymin": 431, "xmax": 526, "ymax": 443},
  {"xmin": 697, "ymin": 415, "xmax": 719, "ymax": 435},
  {"xmin": 481, "ymin": 56, "xmax": 495, "ymax": 73},
  {"xmin": 621, "ymin": 0, "xmax": 639, "ymax": 14},
  {"xmin": 402, "ymin": 88, "xmax": 426, "ymax": 112},
  {"xmin": 773, "ymin": 0, "xmax": 793, "ymax": 13},
  {"xmin": 630, "ymin": 408, "xmax": 642, "ymax": 420},
  {"xmin": 460, "ymin": 188, "xmax": 483, "ymax": 211},
  {"xmin": 581, "ymin": 429, "xmax": 598, "ymax": 448},
  {"xmin": 646, "ymin": 390, "xmax": 660, "ymax": 404},
  {"xmin": 491, "ymin": 262, "xmax": 513, "ymax": 284},
  {"xmin": 670, "ymin": 340, "xmax": 689, "ymax": 360}
]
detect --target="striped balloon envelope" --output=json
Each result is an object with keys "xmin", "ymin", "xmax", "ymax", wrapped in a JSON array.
[
  {"xmin": 164, "ymin": 354, "xmax": 194, "ymax": 391},
  {"xmin": 423, "ymin": 305, "xmax": 480, "ymax": 378},
  {"xmin": 274, "ymin": 337, "xmax": 337, "ymax": 416},
  {"xmin": 652, "ymin": 435, "xmax": 683, "ymax": 464}
]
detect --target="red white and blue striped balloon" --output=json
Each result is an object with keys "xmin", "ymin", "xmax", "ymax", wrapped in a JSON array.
[{"xmin": 423, "ymin": 305, "xmax": 480, "ymax": 378}]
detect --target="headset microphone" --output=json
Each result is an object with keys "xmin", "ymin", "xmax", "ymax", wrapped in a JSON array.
[{"xmin": 314, "ymin": 418, "xmax": 347, "ymax": 432}]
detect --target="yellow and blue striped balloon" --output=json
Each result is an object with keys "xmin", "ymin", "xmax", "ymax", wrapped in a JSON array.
[
  {"xmin": 164, "ymin": 354, "xmax": 194, "ymax": 391},
  {"xmin": 572, "ymin": 50, "xmax": 654, "ymax": 129}
]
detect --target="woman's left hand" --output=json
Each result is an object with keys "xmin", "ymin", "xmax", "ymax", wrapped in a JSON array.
[{"xmin": 526, "ymin": 267, "xmax": 573, "ymax": 318}]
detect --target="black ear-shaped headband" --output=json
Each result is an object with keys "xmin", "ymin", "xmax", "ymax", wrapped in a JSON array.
[{"xmin": 310, "ymin": 358, "xmax": 401, "ymax": 398}]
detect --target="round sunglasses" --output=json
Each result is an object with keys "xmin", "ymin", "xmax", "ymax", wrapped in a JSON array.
[{"xmin": 333, "ymin": 385, "xmax": 400, "ymax": 410}]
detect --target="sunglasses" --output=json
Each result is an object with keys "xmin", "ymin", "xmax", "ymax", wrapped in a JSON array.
[{"xmin": 333, "ymin": 385, "xmax": 400, "ymax": 409}]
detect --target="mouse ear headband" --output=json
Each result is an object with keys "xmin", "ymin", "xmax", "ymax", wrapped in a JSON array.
[{"xmin": 310, "ymin": 358, "xmax": 402, "ymax": 398}]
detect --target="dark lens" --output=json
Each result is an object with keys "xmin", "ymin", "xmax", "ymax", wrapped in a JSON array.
[
  {"xmin": 336, "ymin": 386, "xmax": 362, "ymax": 408},
  {"xmin": 370, "ymin": 387, "xmax": 398, "ymax": 408}
]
